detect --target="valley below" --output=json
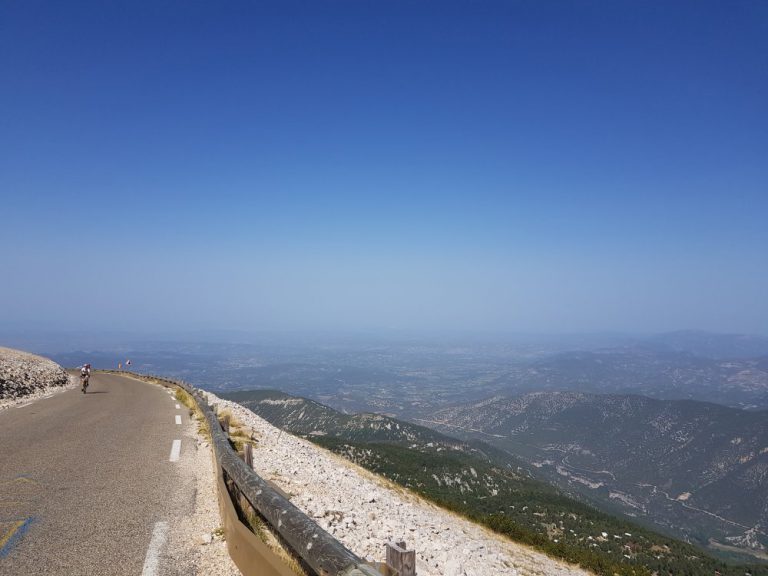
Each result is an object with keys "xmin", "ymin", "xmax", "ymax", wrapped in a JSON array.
[{"xmin": 425, "ymin": 392, "xmax": 768, "ymax": 560}]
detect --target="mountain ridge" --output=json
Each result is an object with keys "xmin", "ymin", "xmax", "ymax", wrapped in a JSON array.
[{"xmin": 428, "ymin": 390, "xmax": 768, "ymax": 555}]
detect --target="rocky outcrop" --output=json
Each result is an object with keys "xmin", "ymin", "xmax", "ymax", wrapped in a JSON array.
[{"xmin": 0, "ymin": 346, "xmax": 72, "ymax": 404}]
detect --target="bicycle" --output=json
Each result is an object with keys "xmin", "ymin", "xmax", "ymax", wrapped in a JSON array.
[{"xmin": 81, "ymin": 373, "xmax": 89, "ymax": 393}]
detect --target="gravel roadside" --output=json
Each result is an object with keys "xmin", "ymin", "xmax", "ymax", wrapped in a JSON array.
[{"xmin": 163, "ymin": 395, "xmax": 242, "ymax": 576}]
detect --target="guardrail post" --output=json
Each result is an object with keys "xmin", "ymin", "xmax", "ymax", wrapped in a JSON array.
[
  {"xmin": 244, "ymin": 442, "xmax": 253, "ymax": 469},
  {"xmin": 222, "ymin": 414, "xmax": 231, "ymax": 435},
  {"xmin": 385, "ymin": 540, "xmax": 416, "ymax": 576}
]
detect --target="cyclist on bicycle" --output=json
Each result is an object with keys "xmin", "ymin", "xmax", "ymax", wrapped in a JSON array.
[{"xmin": 80, "ymin": 364, "xmax": 91, "ymax": 393}]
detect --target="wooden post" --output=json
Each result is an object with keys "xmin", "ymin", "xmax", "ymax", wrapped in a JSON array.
[
  {"xmin": 222, "ymin": 414, "xmax": 230, "ymax": 435},
  {"xmin": 385, "ymin": 540, "xmax": 415, "ymax": 576},
  {"xmin": 244, "ymin": 443, "xmax": 253, "ymax": 469}
]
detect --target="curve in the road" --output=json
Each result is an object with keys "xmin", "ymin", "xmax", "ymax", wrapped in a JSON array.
[{"xmin": 0, "ymin": 372, "xmax": 197, "ymax": 576}]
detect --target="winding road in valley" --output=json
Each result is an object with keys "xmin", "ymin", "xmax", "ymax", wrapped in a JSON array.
[{"xmin": 0, "ymin": 372, "xmax": 194, "ymax": 576}]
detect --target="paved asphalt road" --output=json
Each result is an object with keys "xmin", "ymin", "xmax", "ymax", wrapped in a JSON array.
[{"xmin": 0, "ymin": 373, "xmax": 195, "ymax": 575}]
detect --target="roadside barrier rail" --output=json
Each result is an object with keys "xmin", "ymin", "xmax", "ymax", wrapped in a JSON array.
[{"xmin": 109, "ymin": 371, "xmax": 381, "ymax": 576}]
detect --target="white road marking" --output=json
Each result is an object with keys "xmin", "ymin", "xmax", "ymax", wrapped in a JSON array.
[
  {"xmin": 141, "ymin": 521, "xmax": 169, "ymax": 576},
  {"xmin": 175, "ymin": 415, "xmax": 182, "ymax": 425},
  {"xmin": 175, "ymin": 404, "xmax": 181, "ymax": 409},
  {"xmin": 169, "ymin": 439, "xmax": 181, "ymax": 462}
]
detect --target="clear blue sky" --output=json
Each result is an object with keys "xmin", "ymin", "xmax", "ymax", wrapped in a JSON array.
[{"xmin": 1, "ymin": 1, "xmax": 766, "ymax": 334}]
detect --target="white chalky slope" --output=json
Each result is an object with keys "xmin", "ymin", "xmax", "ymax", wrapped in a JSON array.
[{"xmin": 207, "ymin": 393, "xmax": 592, "ymax": 576}]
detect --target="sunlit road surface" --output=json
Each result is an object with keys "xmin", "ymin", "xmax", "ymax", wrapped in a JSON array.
[{"xmin": 0, "ymin": 373, "xmax": 192, "ymax": 575}]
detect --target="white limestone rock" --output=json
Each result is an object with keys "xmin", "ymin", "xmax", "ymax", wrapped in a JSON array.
[{"xmin": 0, "ymin": 346, "xmax": 74, "ymax": 406}]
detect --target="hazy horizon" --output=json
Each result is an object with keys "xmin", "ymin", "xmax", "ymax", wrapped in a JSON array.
[
  {"xmin": 3, "ymin": 327, "xmax": 768, "ymax": 357},
  {"xmin": 2, "ymin": 2, "xmax": 766, "ymax": 335}
]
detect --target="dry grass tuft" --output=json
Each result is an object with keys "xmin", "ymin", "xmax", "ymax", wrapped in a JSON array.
[{"xmin": 175, "ymin": 388, "xmax": 210, "ymax": 439}]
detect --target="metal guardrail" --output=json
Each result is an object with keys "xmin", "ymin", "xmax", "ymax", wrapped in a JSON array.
[{"xmin": 111, "ymin": 371, "xmax": 381, "ymax": 576}]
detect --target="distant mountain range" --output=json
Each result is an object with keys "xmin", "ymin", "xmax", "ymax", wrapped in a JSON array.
[
  {"xmin": 427, "ymin": 391, "xmax": 768, "ymax": 555},
  {"xmin": 645, "ymin": 330, "xmax": 768, "ymax": 359},
  {"xmin": 45, "ymin": 330, "xmax": 768, "ymax": 418},
  {"xmin": 509, "ymin": 345, "xmax": 768, "ymax": 409}
]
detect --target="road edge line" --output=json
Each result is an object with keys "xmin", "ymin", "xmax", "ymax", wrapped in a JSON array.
[
  {"xmin": 141, "ymin": 520, "xmax": 169, "ymax": 576},
  {"xmin": 169, "ymin": 439, "xmax": 181, "ymax": 462}
]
